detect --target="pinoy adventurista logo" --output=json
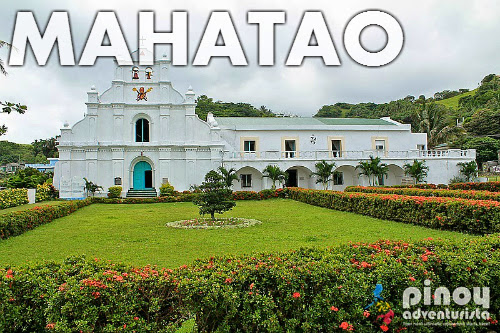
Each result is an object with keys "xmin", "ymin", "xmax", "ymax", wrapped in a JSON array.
[{"xmin": 402, "ymin": 279, "xmax": 497, "ymax": 328}]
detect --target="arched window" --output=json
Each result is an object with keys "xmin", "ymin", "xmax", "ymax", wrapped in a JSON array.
[
  {"xmin": 145, "ymin": 67, "xmax": 153, "ymax": 79},
  {"xmin": 132, "ymin": 67, "xmax": 139, "ymax": 80},
  {"xmin": 135, "ymin": 118, "xmax": 150, "ymax": 142}
]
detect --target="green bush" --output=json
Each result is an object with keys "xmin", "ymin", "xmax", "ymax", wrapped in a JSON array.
[
  {"xmin": 107, "ymin": 186, "xmax": 122, "ymax": 198},
  {"xmin": 1, "ymin": 236, "xmax": 499, "ymax": 332},
  {"xmin": 288, "ymin": 188, "xmax": 500, "ymax": 235},
  {"xmin": 0, "ymin": 199, "xmax": 91, "ymax": 240},
  {"xmin": 35, "ymin": 183, "xmax": 52, "ymax": 202},
  {"xmin": 0, "ymin": 256, "xmax": 185, "ymax": 332},
  {"xmin": 385, "ymin": 182, "xmax": 500, "ymax": 192},
  {"xmin": 345, "ymin": 186, "xmax": 500, "ymax": 201},
  {"xmin": 179, "ymin": 235, "xmax": 500, "ymax": 332},
  {"xmin": 0, "ymin": 188, "xmax": 28, "ymax": 209},
  {"xmin": 159, "ymin": 182, "xmax": 175, "ymax": 197}
]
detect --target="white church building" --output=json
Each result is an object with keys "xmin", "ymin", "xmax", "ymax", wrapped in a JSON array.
[{"xmin": 54, "ymin": 51, "xmax": 476, "ymax": 199}]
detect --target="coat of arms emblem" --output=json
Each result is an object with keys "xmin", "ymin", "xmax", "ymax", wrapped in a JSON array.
[{"xmin": 133, "ymin": 87, "xmax": 153, "ymax": 101}]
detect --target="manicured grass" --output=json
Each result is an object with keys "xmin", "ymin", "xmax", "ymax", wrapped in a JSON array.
[
  {"xmin": 0, "ymin": 200, "xmax": 66, "ymax": 215},
  {"xmin": 0, "ymin": 200, "xmax": 476, "ymax": 268}
]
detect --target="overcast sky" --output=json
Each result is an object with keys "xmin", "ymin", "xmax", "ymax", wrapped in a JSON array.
[{"xmin": 0, "ymin": 0, "xmax": 499, "ymax": 144}]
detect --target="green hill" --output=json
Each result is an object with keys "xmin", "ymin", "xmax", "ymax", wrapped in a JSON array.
[{"xmin": 435, "ymin": 89, "xmax": 477, "ymax": 110}]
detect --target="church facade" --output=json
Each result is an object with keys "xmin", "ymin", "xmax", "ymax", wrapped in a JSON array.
[{"xmin": 54, "ymin": 52, "xmax": 476, "ymax": 199}]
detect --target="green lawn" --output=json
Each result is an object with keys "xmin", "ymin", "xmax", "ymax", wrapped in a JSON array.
[
  {"xmin": 0, "ymin": 200, "xmax": 475, "ymax": 268},
  {"xmin": 0, "ymin": 201, "xmax": 66, "ymax": 215}
]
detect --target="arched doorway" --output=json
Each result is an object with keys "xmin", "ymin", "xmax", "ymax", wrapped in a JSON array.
[{"xmin": 133, "ymin": 161, "xmax": 153, "ymax": 189}]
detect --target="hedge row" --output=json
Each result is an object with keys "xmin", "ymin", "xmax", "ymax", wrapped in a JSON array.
[
  {"xmin": 0, "ymin": 199, "xmax": 92, "ymax": 240},
  {"xmin": 288, "ymin": 188, "xmax": 500, "ymax": 235},
  {"xmin": 0, "ymin": 188, "xmax": 28, "ymax": 209},
  {"xmin": 1, "ymin": 235, "xmax": 499, "ymax": 332},
  {"xmin": 387, "ymin": 181, "xmax": 500, "ymax": 192},
  {"xmin": 92, "ymin": 189, "xmax": 287, "ymax": 204},
  {"xmin": 345, "ymin": 186, "xmax": 500, "ymax": 201}
]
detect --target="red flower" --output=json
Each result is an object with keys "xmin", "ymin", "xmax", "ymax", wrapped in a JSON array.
[
  {"xmin": 421, "ymin": 255, "xmax": 428, "ymax": 262},
  {"xmin": 225, "ymin": 278, "xmax": 233, "ymax": 284},
  {"xmin": 292, "ymin": 292, "xmax": 301, "ymax": 298},
  {"xmin": 340, "ymin": 322, "xmax": 349, "ymax": 329},
  {"xmin": 409, "ymin": 276, "xmax": 416, "ymax": 281},
  {"xmin": 380, "ymin": 324, "xmax": 389, "ymax": 331},
  {"xmin": 330, "ymin": 306, "xmax": 339, "ymax": 311},
  {"xmin": 249, "ymin": 283, "xmax": 254, "ymax": 290},
  {"xmin": 134, "ymin": 317, "xmax": 139, "ymax": 320},
  {"xmin": 363, "ymin": 310, "xmax": 370, "ymax": 317},
  {"xmin": 46, "ymin": 323, "xmax": 56, "ymax": 329}
]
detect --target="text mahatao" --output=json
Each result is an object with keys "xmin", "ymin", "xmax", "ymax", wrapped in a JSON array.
[{"xmin": 9, "ymin": 10, "xmax": 404, "ymax": 67}]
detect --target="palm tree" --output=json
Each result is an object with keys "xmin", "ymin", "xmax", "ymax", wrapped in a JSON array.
[
  {"xmin": 356, "ymin": 156, "xmax": 388, "ymax": 186},
  {"xmin": 356, "ymin": 160, "xmax": 374, "ymax": 186},
  {"xmin": 403, "ymin": 160, "xmax": 429, "ymax": 184},
  {"xmin": 311, "ymin": 160, "xmax": 336, "ymax": 190},
  {"xmin": 370, "ymin": 156, "xmax": 389, "ymax": 186},
  {"xmin": 412, "ymin": 102, "xmax": 464, "ymax": 148},
  {"xmin": 218, "ymin": 166, "xmax": 239, "ymax": 188},
  {"xmin": 263, "ymin": 165, "xmax": 288, "ymax": 190}
]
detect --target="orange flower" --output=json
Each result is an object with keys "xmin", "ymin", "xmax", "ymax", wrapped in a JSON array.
[
  {"xmin": 292, "ymin": 292, "xmax": 301, "ymax": 298},
  {"xmin": 330, "ymin": 306, "xmax": 339, "ymax": 311},
  {"xmin": 380, "ymin": 324, "xmax": 389, "ymax": 331},
  {"xmin": 363, "ymin": 310, "xmax": 370, "ymax": 317}
]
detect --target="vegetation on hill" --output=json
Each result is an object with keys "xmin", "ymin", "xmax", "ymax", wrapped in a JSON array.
[
  {"xmin": 0, "ymin": 138, "xmax": 58, "ymax": 165},
  {"xmin": 195, "ymin": 95, "xmax": 275, "ymax": 121},
  {"xmin": 314, "ymin": 74, "xmax": 500, "ymax": 158}
]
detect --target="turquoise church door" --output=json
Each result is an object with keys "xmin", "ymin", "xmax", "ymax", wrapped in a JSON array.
[{"xmin": 133, "ymin": 161, "xmax": 153, "ymax": 189}]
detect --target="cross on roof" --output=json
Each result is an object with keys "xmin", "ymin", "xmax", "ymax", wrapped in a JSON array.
[{"xmin": 139, "ymin": 36, "xmax": 146, "ymax": 47}]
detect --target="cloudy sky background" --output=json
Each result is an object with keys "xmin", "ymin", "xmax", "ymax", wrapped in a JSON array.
[{"xmin": 0, "ymin": 0, "xmax": 499, "ymax": 143}]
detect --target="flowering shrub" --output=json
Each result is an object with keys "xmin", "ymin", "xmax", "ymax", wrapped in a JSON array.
[
  {"xmin": 1, "ymin": 236, "xmax": 498, "ymax": 332},
  {"xmin": 35, "ymin": 183, "xmax": 52, "ymax": 202},
  {"xmin": 386, "ymin": 181, "xmax": 500, "ymax": 192},
  {"xmin": 0, "ymin": 256, "xmax": 185, "ymax": 332},
  {"xmin": 107, "ymin": 186, "xmax": 122, "ymax": 198},
  {"xmin": 159, "ymin": 182, "xmax": 175, "ymax": 197},
  {"xmin": 0, "ymin": 188, "xmax": 28, "ymax": 209},
  {"xmin": 449, "ymin": 181, "xmax": 500, "ymax": 192},
  {"xmin": 345, "ymin": 186, "xmax": 500, "ymax": 201},
  {"xmin": 92, "ymin": 189, "xmax": 287, "ymax": 204},
  {"xmin": 0, "ymin": 199, "xmax": 92, "ymax": 240},
  {"xmin": 288, "ymin": 188, "xmax": 500, "ymax": 234}
]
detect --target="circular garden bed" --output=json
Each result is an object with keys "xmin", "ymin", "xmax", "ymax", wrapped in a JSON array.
[{"xmin": 166, "ymin": 217, "xmax": 262, "ymax": 229}]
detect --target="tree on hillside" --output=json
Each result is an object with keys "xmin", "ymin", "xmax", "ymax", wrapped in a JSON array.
[
  {"xmin": 263, "ymin": 165, "xmax": 288, "ymax": 190},
  {"xmin": 1, "ymin": 40, "xmax": 27, "ymax": 136},
  {"xmin": 461, "ymin": 137, "xmax": 500, "ymax": 167},
  {"xmin": 7, "ymin": 168, "xmax": 52, "ymax": 188},
  {"xmin": 463, "ymin": 109, "xmax": 500, "ymax": 136},
  {"xmin": 195, "ymin": 95, "xmax": 275, "ymax": 121},
  {"xmin": 218, "ymin": 166, "xmax": 239, "ymax": 188},
  {"xmin": 311, "ymin": 160, "xmax": 336, "ymax": 190},
  {"xmin": 193, "ymin": 170, "xmax": 236, "ymax": 220},
  {"xmin": 314, "ymin": 105, "xmax": 342, "ymax": 118},
  {"xmin": 403, "ymin": 160, "xmax": 429, "ymax": 184},
  {"xmin": 32, "ymin": 137, "xmax": 59, "ymax": 159},
  {"xmin": 412, "ymin": 103, "xmax": 464, "ymax": 147}
]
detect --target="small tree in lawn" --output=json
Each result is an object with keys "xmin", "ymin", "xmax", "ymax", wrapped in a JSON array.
[
  {"xmin": 457, "ymin": 161, "xmax": 478, "ymax": 182},
  {"xmin": 83, "ymin": 178, "xmax": 103, "ymax": 197},
  {"xmin": 194, "ymin": 170, "xmax": 236, "ymax": 220},
  {"xmin": 312, "ymin": 160, "xmax": 336, "ymax": 190},
  {"xmin": 403, "ymin": 160, "xmax": 429, "ymax": 184},
  {"xmin": 262, "ymin": 165, "xmax": 288, "ymax": 189}
]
